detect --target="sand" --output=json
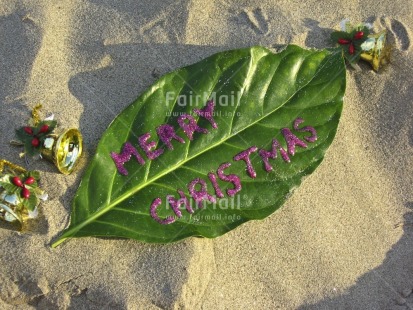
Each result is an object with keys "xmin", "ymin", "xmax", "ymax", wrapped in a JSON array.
[{"xmin": 0, "ymin": 0, "xmax": 412, "ymax": 309}]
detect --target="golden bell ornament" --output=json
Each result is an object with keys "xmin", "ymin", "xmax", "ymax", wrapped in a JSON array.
[
  {"xmin": 13, "ymin": 105, "xmax": 83, "ymax": 175},
  {"xmin": 40, "ymin": 128, "xmax": 83, "ymax": 175},
  {"xmin": 0, "ymin": 160, "xmax": 47, "ymax": 229},
  {"xmin": 360, "ymin": 30, "xmax": 391, "ymax": 71}
]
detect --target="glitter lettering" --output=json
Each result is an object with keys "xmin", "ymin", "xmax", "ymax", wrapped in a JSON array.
[
  {"xmin": 217, "ymin": 162, "xmax": 242, "ymax": 197},
  {"xmin": 259, "ymin": 139, "xmax": 290, "ymax": 171},
  {"xmin": 233, "ymin": 146, "xmax": 258, "ymax": 178},
  {"xmin": 167, "ymin": 190, "xmax": 193, "ymax": 217},
  {"xmin": 138, "ymin": 133, "xmax": 164, "ymax": 160},
  {"xmin": 144, "ymin": 117, "xmax": 318, "ymax": 224},
  {"xmin": 281, "ymin": 128, "xmax": 307, "ymax": 156},
  {"xmin": 178, "ymin": 114, "xmax": 208, "ymax": 140},
  {"xmin": 150, "ymin": 197, "xmax": 175, "ymax": 225},
  {"xmin": 188, "ymin": 178, "xmax": 216, "ymax": 208},
  {"xmin": 208, "ymin": 172, "xmax": 225, "ymax": 198},
  {"xmin": 111, "ymin": 100, "xmax": 215, "ymax": 176},
  {"xmin": 293, "ymin": 117, "xmax": 317, "ymax": 143},
  {"xmin": 110, "ymin": 142, "xmax": 145, "ymax": 175},
  {"xmin": 193, "ymin": 100, "xmax": 218, "ymax": 129},
  {"xmin": 156, "ymin": 124, "xmax": 185, "ymax": 150}
]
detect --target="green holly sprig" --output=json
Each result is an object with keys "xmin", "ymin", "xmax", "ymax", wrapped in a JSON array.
[
  {"xmin": 0, "ymin": 170, "xmax": 42, "ymax": 212},
  {"xmin": 15, "ymin": 120, "xmax": 57, "ymax": 156},
  {"xmin": 331, "ymin": 21, "xmax": 370, "ymax": 66}
]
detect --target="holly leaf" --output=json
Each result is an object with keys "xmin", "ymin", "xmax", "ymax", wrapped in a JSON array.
[
  {"xmin": 34, "ymin": 120, "xmax": 57, "ymax": 136},
  {"xmin": 330, "ymin": 31, "xmax": 352, "ymax": 43},
  {"xmin": 26, "ymin": 171, "xmax": 41, "ymax": 185},
  {"xmin": 27, "ymin": 170, "xmax": 40, "ymax": 179},
  {"xmin": 24, "ymin": 140, "xmax": 39, "ymax": 156},
  {"xmin": 52, "ymin": 45, "xmax": 346, "ymax": 247},
  {"xmin": 22, "ymin": 192, "xmax": 38, "ymax": 212},
  {"xmin": 15, "ymin": 127, "xmax": 32, "ymax": 143},
  {"xmin": 0, "ymin": 181, "xmax": 19, "ymax": 194},
  {"xmin": 15, "ymin": 128, "xmax": 39, "ymax": 156},
  {"xmin": 343, "ymin": 48, "xmax": 362, "ymax": 65}
]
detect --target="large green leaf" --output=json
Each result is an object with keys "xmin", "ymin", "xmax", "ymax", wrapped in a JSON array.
[{"xmin": 52, "ymin": 45, "xmax": 346, "ymax": 247}]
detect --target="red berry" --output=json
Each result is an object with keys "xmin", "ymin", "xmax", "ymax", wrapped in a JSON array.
[
  {"xmin": 24, "ymin": 127, "xmax": 33, "ymax": 135},
  {"xmin": 31, "ymin": 137, "xmax": 40, "ymax": 147},
  {"xmin": 39, "ymin": 124, "xmax": 49, "ymax": 133},
  {"xmin": 24, "ymin": 177, "xmax": 35, "ymax": 185},
  {"xmin": 353, "ymin": 31, "xmax": 364, "ymax": 40},
  {"xmin": 338, "ymin": 38, "xmax": 351, "ymax": 45},
  {"xmin": 349, "ymin": 43, "xmax": 355, "ymax": 55},
  {"xmin": 21, "ymin": 187, "xmax": 30, "ymax": 199},
  {"xmin": 12, "ymin": 176, "xmax": 23, "ymax": 187}
]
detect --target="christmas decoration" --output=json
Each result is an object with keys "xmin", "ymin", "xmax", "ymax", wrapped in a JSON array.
[
  {"xmin": 14, "ymin": 105, "xmax": 83, "ymax": 175},
  {"xmin": 331, "ymin": 19, "xmax": 391, "ymax": 71},
  {"xmin": 0, "ymin": 159, "xmax": 47, "ymax": 229}
]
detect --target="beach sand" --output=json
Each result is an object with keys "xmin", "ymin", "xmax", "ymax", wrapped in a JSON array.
[{"xmin": 0, "ymin": 0, "xmax": 412, "ymax": 309}]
